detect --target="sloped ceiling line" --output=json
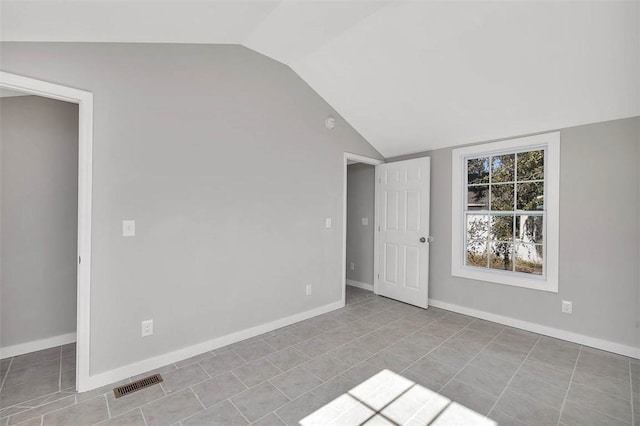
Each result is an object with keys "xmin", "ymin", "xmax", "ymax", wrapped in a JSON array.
[{"xmin": 1, "ymin": 1, "xmax": 638, "ymax": 157}]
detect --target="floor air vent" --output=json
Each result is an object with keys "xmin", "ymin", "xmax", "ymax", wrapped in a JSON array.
[{"xmin": 113, "ymin": 374, "xmax": 163, "ymax": 398}]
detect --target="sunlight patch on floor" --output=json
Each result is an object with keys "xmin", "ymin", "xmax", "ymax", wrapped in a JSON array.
[{"xmin": 300, "ymin": 370, "xmax": 496, "ymax": 426}]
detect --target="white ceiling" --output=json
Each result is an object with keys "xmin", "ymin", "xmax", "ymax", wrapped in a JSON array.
[{"xmin": 2, "ymin": 1, "xmax": 638, "ymax": 157}]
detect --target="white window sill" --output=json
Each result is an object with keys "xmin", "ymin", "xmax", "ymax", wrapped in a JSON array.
[{"xmin": 451, "ymin": 264, "xmax": 558, "ymax": 293}]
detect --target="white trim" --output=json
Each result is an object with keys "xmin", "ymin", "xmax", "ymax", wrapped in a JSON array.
[
  {"xmin": 342, "ymin": 152, "xmax": 384, "ymax": 306},
  {"xmin": 83, "ymin": 300, "xmax": 344, "ymax": 392},
  {"xmin": 374, "ymin": 166, "xmax": 380, "ymax": 295},
  {"xmin": 451, "ymin": 132, "xmax": 560, "ymax": 293},
  {"xmin": 0, "ymin": 333, "xmax": 77, "ymax": 359},
  {"xmin": 346, "ymin": 279, "xmax": 374, "ymax": 292},
  {"xmin": 429, "ymin": 299, "xmax": 640, "ymax": 359},
  {"xmin": 0, "ymin": 71, "xmax": 93, "ymax": 392}
]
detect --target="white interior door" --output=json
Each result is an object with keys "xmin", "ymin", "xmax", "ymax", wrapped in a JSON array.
[{"xmin": 375, "ymin": 157, "xmax": 430, "ymax": 308}]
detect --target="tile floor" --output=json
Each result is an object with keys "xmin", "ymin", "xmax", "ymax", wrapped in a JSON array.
[{"xmin": 0, "ymin": 286, "xmax": 638, "ymax": 425}]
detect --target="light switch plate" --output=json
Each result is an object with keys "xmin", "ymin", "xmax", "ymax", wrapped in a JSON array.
[
  {"xmin": 325, "ymin": 218, "xmax": 332, "ymax": 229},
  {"xmin": 361, "ymin": 217, "xmax": 369, "ymax": 226},
  {"xmin": 122, "ymin": 220, "xmax": 136, "ymax": 237}
]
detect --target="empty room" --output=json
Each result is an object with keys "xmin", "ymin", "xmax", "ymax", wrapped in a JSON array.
[{"xmin": 0, "ymin": 1, "xmax": 638, "ymax": 425}]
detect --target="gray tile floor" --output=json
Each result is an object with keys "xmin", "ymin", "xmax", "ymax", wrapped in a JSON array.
[{"xmin": 0, "ymin": 286, "xmax": 638, "ymax": 425}]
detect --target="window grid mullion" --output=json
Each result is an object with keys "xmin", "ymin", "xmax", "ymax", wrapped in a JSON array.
[
  {"xmin": 464, "ymin": 147, "xmax": 545, "ymax": 275},
  {"xmin": 513, "ymin": 153, "xmax": 518, "ymax": 271},
  {"xmin": 488, "ymin": 155, "xmax": 492, "ymax": 268}
]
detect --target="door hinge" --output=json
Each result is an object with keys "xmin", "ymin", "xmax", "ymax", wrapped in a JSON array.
[
  {"xmin": 78, "ymin": 256, "xmax": 81, "ymax": 264},
  {"xmin": 378, "ymin": 225, "xmax": 380, "ymax": 232}
]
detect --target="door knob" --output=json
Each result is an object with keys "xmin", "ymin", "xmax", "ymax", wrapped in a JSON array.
[{"xmin": 419, "ymin": 237, "xmax": 426, "ymax": 243}]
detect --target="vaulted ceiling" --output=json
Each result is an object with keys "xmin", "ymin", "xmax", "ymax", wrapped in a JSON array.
[{"xmin": 2, "ymin": 1, "xmax": 638, "ymax": 157}]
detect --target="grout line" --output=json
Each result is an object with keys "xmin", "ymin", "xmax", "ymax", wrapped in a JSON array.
[
  {"xmin": 189, "ymin": 386, "xmax": 207, "ymax": 411},
  {"xmin": 398, "ymin": 314, "xmax": 482, "ymax": 376},
  {"xmin": 248, "ymin": 384, "xmax": 294, "ymax": 421},
  {"xmin": 0, "ymin": 357, "xmax": 13, "ymax": 392},
  {"xmin": 140, "ymin": 407, "xmax": 149, "ymax": 426},
  {"xmin": 196, "ymin": 362, "xmax": 212, "ymax": 380},
  {"xmin": 104, "ymin": 394, "xmax": 112, "ymax": 419},
  {"xmin": 251, "ymin": 411, "xmax": 278, "ymax": 425},
  {"xmin": 302, "ymin": 312, "xmax": 466, "ymax": 395},
  {"xmin": 629, "ymin": 359, "xmax": 635, "ymax": 426},
  {"xmin": 229, "ymin": 371, "xmax": 250, "ymax": 392},
  {"xmin": 19, "ymin": 394, "xmax": 85, "ymax": 424},
  {"xmin": 228, "ymin": 398, "xmax": 253, "ymax": 425},
  {"xmin": 559, "ymin": 380, "xmax": 633, "ymax": 423},
  {"xmin": 555, "ymin": 345, "xmax": 581, "ymax": 426},
  {"xmin": 58, "ymin": 347, "xmax": 63, "ymax": 392},
  {"xmin": 229, "ymin": 370, "xmax": 252, "ymax": 389},
  {"xmin": 436, "ymin": 324, "xmax": 507, "ymax": 394},
  {"xmin": 272, "ymin": 410, "xmax": 288, "ymax": 425},
  {"xmin": 487, "ymin": 334, "xmax": 542, "ymax": 417}
]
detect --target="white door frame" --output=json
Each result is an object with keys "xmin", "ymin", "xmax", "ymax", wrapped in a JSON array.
[
  {"xmin": 342, "ymin": 153, "xmax": 384, "ymax": 306},
  {"xmin": 0, "ymin": 71, "xmax": 93, "ymax": 392}
]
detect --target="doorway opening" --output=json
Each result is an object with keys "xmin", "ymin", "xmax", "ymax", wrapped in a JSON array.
[
  {"xmin": 342, "ymin": 153, "xmax": 384, "ymax": 306},
  {"xmin": 0, "ymin": 72, "xmax": 93, "ymax": 393}
]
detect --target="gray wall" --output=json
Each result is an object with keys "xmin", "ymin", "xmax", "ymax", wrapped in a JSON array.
[
  {"xmin": 1, "ymin": 96, "xmax": 79, "ymax": 347},
  {"xmin": 0, "ymin": 43, "xmax": 383, "ymax": 374},
  {"xmin": 346, "ymin": 163, "xmax": 375, "ymax": 285},
  {"xmin": 390, "ymin": 117, "xmax": 640, "ymax": 349}
]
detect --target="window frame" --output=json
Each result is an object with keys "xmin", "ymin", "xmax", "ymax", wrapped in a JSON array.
[{"xmin": 451, "ymin": 132, "xmax": 560, "ymax": 292}]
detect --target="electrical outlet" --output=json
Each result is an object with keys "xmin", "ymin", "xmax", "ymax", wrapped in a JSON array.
[
  {"xmin": 350, "ymin": 262, "xmax": 355, "ymax": 270},
  {"xmin": 122, "ymin": 220, "xmax": 136, "ymax": 237},
  {"xmin": 361, "ymin": 217, "xmax": 369, "ymax": 226},
  {"xmin": 325, "ymin": 218, "xmax": 332, "ymax": 229},
  {"xmin": 306, "ymin": 284, "xmax": 312, "ymax": 296},
  {"xmin": 561, "ymin": 300, "xmax": 572, "ymax": 314},
  {"xmin": 141, "ymin": 319, "xmax": 153, "ymax": 336}
]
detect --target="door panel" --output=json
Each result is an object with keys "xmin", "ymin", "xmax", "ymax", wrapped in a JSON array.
[
  {"xmin": 406, "ymin": 190, "xmax": 421, "ymax": 231},
  {"xmin": 384, "ymin": 243, "xmax": 399, "ymax": 284},
  {"xmin": 375, "ymin": 157, "xmax": 430, "ymax": 308},
  {"xmin": 385, "ymin": 191, "xmax": 399, "ymax": 230},
  {"xmin": 405, "ymin": 246, "xmax": 420, "ymax": 289}
]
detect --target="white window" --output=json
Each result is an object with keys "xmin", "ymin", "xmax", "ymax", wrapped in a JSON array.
[{"xmin": 451, "ymin": 133, "xmax": 560, "ymax": 292}]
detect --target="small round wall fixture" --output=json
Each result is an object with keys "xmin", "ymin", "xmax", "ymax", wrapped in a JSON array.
[{"xmin": 325, "ymin": 116, "xmax": 336, "ymax": 130}]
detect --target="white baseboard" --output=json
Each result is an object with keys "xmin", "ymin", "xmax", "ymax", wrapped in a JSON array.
[
  {"xmin": 1, "ymin": 332, "xmax": 76, "ymax": 359},
  {"xmin": 346, "ymin": 279, "xmax": 374, "ymax": 292},
  {"xmin": 83, "ymin": 300, "xmax": 345, "ymax": 392},
  {"xmin": 429, "ymin": 299, "xmax": 640, "ymax": 359}
]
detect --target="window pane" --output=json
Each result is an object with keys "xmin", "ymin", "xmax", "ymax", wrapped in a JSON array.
[
  {"xmin": 467, "ymin": 186, "xmax": 489, "ymax": 210},
  {"xmin": 517, "ymin": 182, "xmax": 544, "ymax": 210},
  {"xmin": 517, "ymin": 150, "xmax": 544, "ymax": 181},
  {"xmin": 466, "ymin": 240, "xmax": 488, "ymax": 268},
  {"xmin": 490, "ymin": 184, "xmax": 514, "ymax": 211},
  {"xmin": 515, "ymin": 243, "xmax": 543, "ymax": 275},
  {"xmin": 467, "ymin": 157, "xmax": 489, "ymax": 184},
  {"xmin": 491, "ymin": 154, "xmax": 515, "ymax": 182},
  {"xmin": 467, "ymin": 214, "xmax": 489, "ymax": 241},
  {"xmin": 490, "ymin": 215, "xmax": 513, "ymax": 241},
  {"xmin": 489, "ymin": 242, "xmax": 513, "ymax": 271},
  {"xmin": 515, "ymin": 215, "xmax": 543, "ymax": 244}
]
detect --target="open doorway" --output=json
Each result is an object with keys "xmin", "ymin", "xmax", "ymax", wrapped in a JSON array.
[
  {"xmin": 0, "ymin": 91, "xmax": 79, "ymax": 399},
  {"xmin": 0, "ymin": 72, "xmax": 93, "ymax": 393},
  {"xmin": 342, "ymin": 153, "xmax": 383, "ymax": 306}
]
